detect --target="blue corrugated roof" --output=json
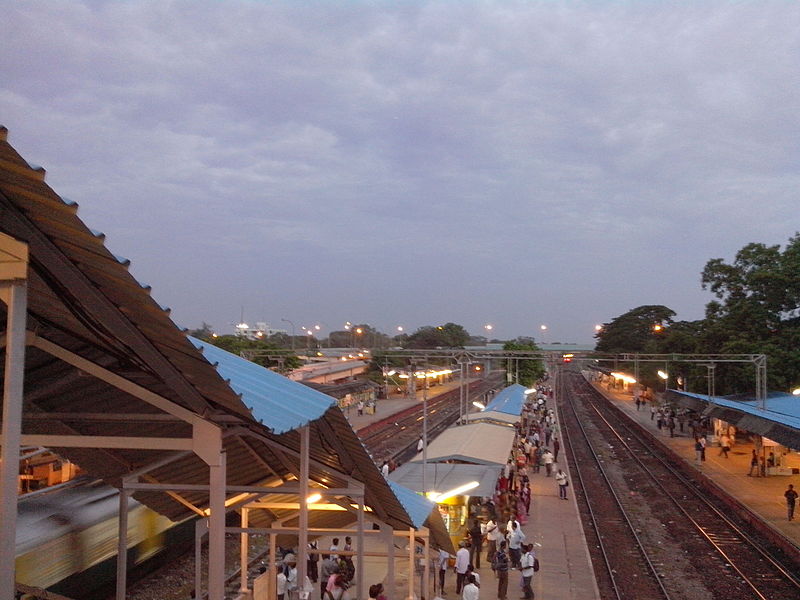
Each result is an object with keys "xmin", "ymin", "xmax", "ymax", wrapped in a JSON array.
[
  {"xmin": 189, "ymin": 337, "xmax": 337, "ymax": 434},
  {"xmin": 484, "ymin": 383, "xmax": 528, "ymax": 416},
  {"xmin": 387, "ymin": 480, "xmax": 436, "ymax": 529},
  {"xmin": 679, "ymin": 391, "xmax": 800, "ymax": 430}
]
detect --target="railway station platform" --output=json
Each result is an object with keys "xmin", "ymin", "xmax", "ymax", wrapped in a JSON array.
[
  {"xmin": 588, "ymin": 378, "xmax": 800, "ymax": 554},
  {"xmin": 311, "ymin": 380, "xmax": 600, "ymax": 600}
]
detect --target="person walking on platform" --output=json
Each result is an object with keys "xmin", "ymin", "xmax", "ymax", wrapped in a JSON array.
[
  {"xmin": 668, "ymin": 417, "xmax": 676, "ymax": 438},
  {"xmin": 492, "ymin": 541, "xmax": 510, "ymax": 600},
  {"xmin": 461, "ymin": 574, "xmax": 479, "ymax": 600},
  {"xmin": 468, "ymin": 519, "xmax": 483, "ymax": 568},
  {"xmin": 506, "ymin": 521, "xmax": 525, "ymax": 568},
  {"xmin": 553, "ymin": 436, "xmax": 560, "ymax": 462},
  {"xmin": 718, "ymin": 433, "xmax": 731, "ymax": 458},
  {"xmin": 748, "ymin": 449, "xmax": 759, "ymax": 476},
  {"xmin": 437, "ymin": 547, "xmax": 450, "ymax": 595},
  {"xmin": 699, "ymin": 436, "xmax": 707, "ymax": 461},
  {"xmin": 454, "ymin": 541, "xmax": 470, "ymax": 594},
  {"xmin": 319, "ymin": 557, "xmax": 338, "ymax": 600},
  {"xmin": 786, "ymin": 484, "xmax": 798, "ymax": 521},
  {"xmin": 555, "ymin": 467, "xmax": 569, "ymax": 500},
  {"xmin": 694, "ymin": 438, "xmax": 703, "ymax": 466},
  {"xmin": 520, "ymin": 544, "xmax": 536, "ymax": 600},
  {"xmin": 542, "ymin": 449, "xmax": 554, "ymax": 476},
  {"xmin": 484, "ymin": 517, "xmax": 500, "ymax": 563}
]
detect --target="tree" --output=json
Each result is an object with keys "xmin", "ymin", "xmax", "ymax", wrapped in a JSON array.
[
  {"xmin": 186, "ymin": 322, "xmax": 215, "ymax": 339},
  {"xmin": 205, "ymin": 335, "xmax": 301, "ymax": 372},
  {"xmin": 502, "ymin": 339, "xmax": 545, "ymax": 386},
  {"xmin": 698, "ymin": 234, "xmax": 800, "ymax": 392},
  {"xmin": 403, "ymin": 323, "xmax": 470, "ymax": 349},
  {"xmin": 594, "ymin": 305, "xmax": 676, "ymax": 353}
]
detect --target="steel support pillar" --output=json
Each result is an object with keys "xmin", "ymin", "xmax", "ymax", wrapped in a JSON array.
[
  {"xmin": 407, "ymin": 529, "xmax": 415, "ymax": 600},
  {"xmin": 386, "ymin": 527, "xmax": 395, "ymax": 600},
  {"xmin": 116, "ymin": 489, "xmax": 130, "ymax": 600},
  {"xmin": 0, "ymin": 280, "xmax": 27, "ymax": 599},
  {"xmin": 208, "ymin": 451, "xmax": 227, "ymax": 600},
  {"xmin": 298, "ymin": 427, "xmax": 309, "ymax": 596},
  {"xmin": 356, "ymin": 499, "xmax": 365, "ymax": 600},
  {"xmin": 240, "ymin": 507, "xmax": 250, "ymax": 595}
]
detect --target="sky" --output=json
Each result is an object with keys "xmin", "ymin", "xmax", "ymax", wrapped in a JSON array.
[{"xmin": 2, "ymin": 1, "xmax": 799, "ymax": 344}]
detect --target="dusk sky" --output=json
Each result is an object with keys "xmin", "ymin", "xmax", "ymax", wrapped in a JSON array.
[{"xmin": 3, "ymin": 1, "xmax": 799, "ymax": 344}]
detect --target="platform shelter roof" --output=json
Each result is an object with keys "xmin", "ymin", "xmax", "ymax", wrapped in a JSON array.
[
  {"xmin": 389, "ymin": 462, "xmax": 501, "ymax": 498},
  {"xmin": 483, "ymin": 383, "xmax": 527, "ymax": 416},
  {"xmin": 466, "ymin": 410, "xmax": 518, "ymax": 427},
  {"xmin": 410, "ymin": 422, "xmax": 515, "ymax": 466},
  {"xmin": 667, "ymin": 390, "xmax": 800, "ymax": 450},
  {"xmin": 0, "ymin": 128, "xmax": 446, "ymax": 546}
]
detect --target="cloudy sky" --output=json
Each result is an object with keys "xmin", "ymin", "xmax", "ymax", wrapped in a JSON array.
[{"xmin": 3, "ymin": 1, "xmax": 799, "ymax": 343}]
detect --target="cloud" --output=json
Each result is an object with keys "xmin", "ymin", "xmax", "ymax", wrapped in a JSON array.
[{"xmin": 3, "ymin": 1, "xmax": 799, "ymax": 339}]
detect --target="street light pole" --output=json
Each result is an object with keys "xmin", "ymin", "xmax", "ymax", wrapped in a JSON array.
[{"xmin": 281, "ymin": 318, "xmax": 295, "ymax": 351}]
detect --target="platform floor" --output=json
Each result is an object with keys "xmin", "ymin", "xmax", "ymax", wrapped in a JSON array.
[{"xmin": 587, "ymin": 376, "xmax": 800, "ymax": 552}]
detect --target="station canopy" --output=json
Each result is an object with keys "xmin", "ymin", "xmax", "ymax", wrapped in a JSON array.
[
  {"xmin": 667, "ymin": 390, "xmax": 800, "ymax": 450},
  {"xmin": 0, "ymin": 128, "xmax": 450, "ymax": 548},
  {"xmin": 389, "ymin": 462, "xmax": 501, "ymax": 498},
  {"xmin": 483, "ymin": 383, "xmax": 528, "ymax": 416},
  {"xmin": 411, "ymin": 422, "xmax": 516, "ymax": 466}
]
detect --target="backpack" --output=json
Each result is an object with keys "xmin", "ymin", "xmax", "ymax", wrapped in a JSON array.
[{"xmin": 533, "ymin": 557, "xmax": 540, "ymax": 572}]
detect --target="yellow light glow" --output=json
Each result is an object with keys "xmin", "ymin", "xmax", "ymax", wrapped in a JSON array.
[
  {"xmin": 657, "ymin": 370, "xmax": 668, "ymax": 380},
  {"xmin": 430, "ymin": 481, "xmax": 480, "ymax": 502},
  {"xmin": 611, "ymin": 372, "xmax": 637, "ymax": 384},
  {"xmin": 306, "ymin": 493, "xmax": 322, "ymax": 504},
  {"xmin": 793, "ymin": 388, "xmax": 800, "ymax": 396},
  {"xmin": 472, "ymin": 401, "xmax": 485, "ymax": 410}
]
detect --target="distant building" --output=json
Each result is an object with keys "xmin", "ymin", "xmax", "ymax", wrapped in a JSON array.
[{"xmin": 234, "ymin": 321, "xmax": 287, "ymax": 340}]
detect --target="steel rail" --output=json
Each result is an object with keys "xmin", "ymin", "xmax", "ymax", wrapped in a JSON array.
[
  {"xmin": 560, "ymin": 373, "xmax": 673, "ymax": 600},
  {"xmin": 577, "ymin": 373, "xmax": 800, "ymax": 599}
]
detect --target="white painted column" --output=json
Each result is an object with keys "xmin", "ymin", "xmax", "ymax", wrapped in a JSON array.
[
  {"xmin": 240, "ymin": 507, "xmax": 250, "ymax": 595},
  {"xmin": 194, "ymin": 519, "xmax": 205, "ymax": 599},
  {"xmin": 422, "ymin": 529, "xmax": 430, "ymax": 600},
  {"xmin": 356, "ymin": 498, "xmax": 365, "ymax": 600},
  {"xmin": 0, "ymin": 281, "xmax": 27, "ymax": 599},
  {"xmin": 116, "ymin": 488, "xmax": 130, "ymax": 600},
  {"xmin": 386, "ymin": 528, "xmax": 396, "ymax": 600},
  {"xmin": 298, "ymin": 427, "xmax": 309, "ymax": 596},
  {"xmin": 208, "ymin": 451, "xmax": 227, "ymax": 600},
  {"xmin": 407, "ymin": 529, "xmax": 415, "ymax": 600},
  {"xmin": 269, "ymin": 526, "xmax": 277, "ymax": 600}
]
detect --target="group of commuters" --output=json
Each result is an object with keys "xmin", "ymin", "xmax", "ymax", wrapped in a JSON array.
[{"xmin": 433, "ymin": 382, "xmax": 565, "ymax": 600}]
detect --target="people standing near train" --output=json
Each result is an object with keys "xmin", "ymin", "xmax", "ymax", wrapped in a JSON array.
[
  {"xmin": 785, "ymin": 484, "xmax": 798, "ymax": 521},
  {"xmin": 492, "ymin": 541, "xmax": 510, "ymax": 600},
  {"xmin": 555, "ymin": 467, "xmax": 569, "ymax": 500}
]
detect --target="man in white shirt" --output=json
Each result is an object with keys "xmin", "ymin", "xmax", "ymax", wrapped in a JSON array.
[
  {"xmin": 437, "ymin": 548, "xmax": 451, "ymax": 595},
  {"xmin": 461, "ymin": 574, "xmax": 479, "ymax": 600},
  {"xmin": 454, "ymin": 541, "xmax": 470, "ymax": 594},
  {"xmin": 506, "ymin": 521, "xmax": 525, "ymax": 568},
  {"xmin": 484, "ymin": 518, "xmax": 501, "ymax": 563},
  {"xmin": 520, "ymin": 544, "xmax": 535, "ymax": 599}
]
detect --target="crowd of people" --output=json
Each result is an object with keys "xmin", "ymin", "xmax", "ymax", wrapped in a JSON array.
[{"xmin": 432, "ymin": 382, "xmax": 566, "ymax": 600}]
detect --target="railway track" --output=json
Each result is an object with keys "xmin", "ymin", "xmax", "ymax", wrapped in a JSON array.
[
  {"xmin": 360, "ymin": 374, "xmax": 504, "ymax": 463},
  {"xmin": 558, "ymin": 369, "xmax": 800, "ymax": 600}
]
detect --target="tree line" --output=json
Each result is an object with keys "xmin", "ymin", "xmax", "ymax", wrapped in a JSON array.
[{"xmin": 595, "ymin": 234, "xmax": 800, "ymax": 395}]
